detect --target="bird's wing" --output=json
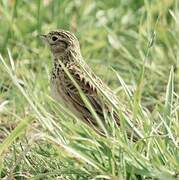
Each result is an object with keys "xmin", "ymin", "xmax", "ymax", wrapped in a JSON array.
[{"xmin": 62, "ymin": 63, "xmax": 118, "ymax": 125}]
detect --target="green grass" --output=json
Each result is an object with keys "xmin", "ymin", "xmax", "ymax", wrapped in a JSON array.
[{"xmin": 0, "ymin": 0, "xmax": 178, "ymax": 179}]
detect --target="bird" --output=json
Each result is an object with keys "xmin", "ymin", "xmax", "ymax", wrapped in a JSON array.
[{"xmin": 40, "ymin": 29, "xmax": 129, "ymax": 136}]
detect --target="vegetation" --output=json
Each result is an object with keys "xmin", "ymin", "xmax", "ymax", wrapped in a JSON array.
[{"xmin": 0, "ymin": 0, "xmax": 178, "ymax": 179}]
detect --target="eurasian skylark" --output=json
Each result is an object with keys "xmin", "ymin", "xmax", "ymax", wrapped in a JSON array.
[{"xmin": 41, "ymin": 30, "xmax": 121, "ymax": 135}]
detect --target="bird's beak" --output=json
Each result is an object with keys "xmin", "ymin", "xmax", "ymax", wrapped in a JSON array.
[{"xmin": 39, "ymin": 34, "xmax": 48, "ymax": 42}]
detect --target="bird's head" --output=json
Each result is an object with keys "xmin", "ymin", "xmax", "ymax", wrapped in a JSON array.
[{"xmin": 40, "ymin": 30, "xmax": 80, "ymax": 59}]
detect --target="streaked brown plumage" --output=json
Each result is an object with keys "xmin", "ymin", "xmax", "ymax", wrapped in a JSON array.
[{"xmin": 41, "ymin": 29, "xmax": 121, "ymax": 134}]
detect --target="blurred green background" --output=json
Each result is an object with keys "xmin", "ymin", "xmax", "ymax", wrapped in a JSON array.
[{"xmin": 0, "ymin": 0, "xmax": 178, "ymax": 108}]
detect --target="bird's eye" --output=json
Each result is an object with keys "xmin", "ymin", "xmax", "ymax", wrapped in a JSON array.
[{"xmin": 52, "ymin": 36, "xmax": 58, "ymax": 41}]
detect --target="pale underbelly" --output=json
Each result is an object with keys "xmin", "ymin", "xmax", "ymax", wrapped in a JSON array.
[{"xmin": 50, "ymin": 78, "xmax": 84, "ymax": 120}]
